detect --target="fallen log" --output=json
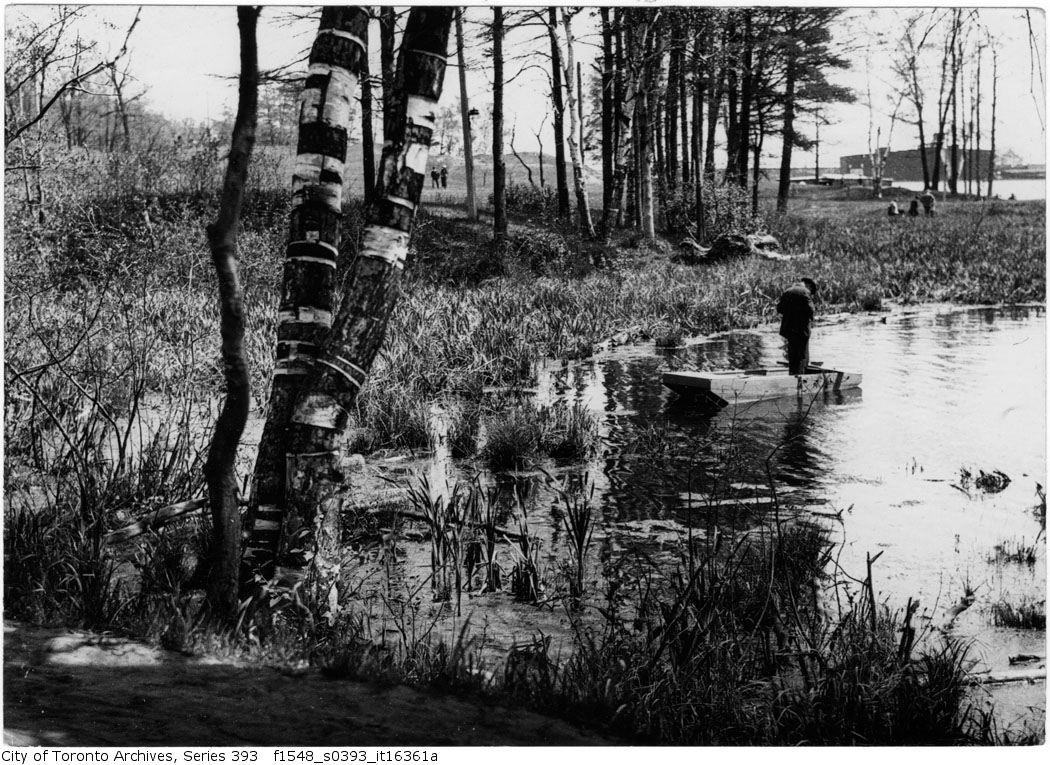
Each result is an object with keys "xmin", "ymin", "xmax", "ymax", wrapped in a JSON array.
[
  {"xmin": 968, "ymin": 666, "xmax": 1046, "ymax": 686},
  {"xmin": 105, "ymin": 489, "xmax": 525, "ymax": 545},
  {"xmin": 105, "ymin": 498, "xmax": 211, "ymax": 544}
]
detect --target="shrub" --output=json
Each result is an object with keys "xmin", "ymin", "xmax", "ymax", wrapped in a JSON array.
[{"xmin": 489, "ymin": 182, "xmax": 557, "ymax": 218}]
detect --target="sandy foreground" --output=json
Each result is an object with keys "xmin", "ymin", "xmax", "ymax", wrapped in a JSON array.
[{"xmin": 3, "ymin": 621, "xmax": 613, "ymax": 747}]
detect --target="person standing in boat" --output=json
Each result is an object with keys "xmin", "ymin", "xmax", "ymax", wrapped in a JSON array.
[{"xmin": 777, "ymin": 278, "xmax": 818, "ymax": 374}]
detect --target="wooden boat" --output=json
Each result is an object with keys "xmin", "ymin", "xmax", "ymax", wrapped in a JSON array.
[{"xmin": 662, "ymin": 363, "xmax": 862, "ymax": 406}]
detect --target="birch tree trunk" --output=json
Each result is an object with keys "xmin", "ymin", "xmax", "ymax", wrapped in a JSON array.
[
  {"xmin": 273, "ymin": 7, "xmax": 455, "ymax": 584},
  {"xmin": 599, "ymin": 6, "xmax": 614, "ymax": 239},
  {"xmin": 242, "ymin": 8, "xmax": 368, "ymax": 581},
  {"xmin": 361, "ymin": 19, "xmax": 375, "ymax": 205},
  {"xmin": 548, "ymin": 7, "xmax": 570, "ymax": 219},
  {"xmin": 558, "ymin": 9, "xmax": 596, "ymax": 239},
  {"xmin": 205, "ymin": 5, "xmax": 257, "ymax": 619}
]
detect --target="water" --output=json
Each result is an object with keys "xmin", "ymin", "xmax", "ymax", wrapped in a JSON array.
[
  {"xmin": 360, "ymin": 305, "xmax": 1045, "ymax": 723},
  {"xmin": 894, "ymin": 178, "xmax": 1046, "ymax": 201}
]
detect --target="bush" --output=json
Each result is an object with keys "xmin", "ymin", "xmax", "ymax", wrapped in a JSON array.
[
  {"xmin": 489, "ymin": 182, "xmax": 557, "ymax": 218},
  {"xmin": 660, "ymin": 179, "xmax": 764, "ymax": 241}
]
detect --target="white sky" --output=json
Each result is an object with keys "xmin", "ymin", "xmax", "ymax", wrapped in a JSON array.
[{"xmin": 4, "ymin": 2, "xmax": 1047, "ymax": 166}]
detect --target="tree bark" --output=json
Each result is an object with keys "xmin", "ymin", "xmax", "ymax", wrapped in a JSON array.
[
  {"xmin": 599, "ymin": 6, "xmax": 615, "ymax": 239},
  {"xmin": 241, "ymin": 8, "xmax": 368, "ymax": 582},
  {"xmin": 705, "ymin": 29, "xmax": 724, "ymax": 181},
  {"xmin": 558, "ymin": 10, "xmax": 595, "ymax": 238},
  {"xmin": 361, "ymin": 19, "xmax": 375, "ymax": 205},
  {"xmin": 776, "ymin": 46, "xmax": 797, "ymax": 213},
  {"xmin": 456, "ymin": 9, "xmax": 477, "ymax": 220},
  {"xmin": 949, "ymin": 28, "xmax": 960, "ymax": 195},
  {"xmin": 609, "ymin": 9, "xmax": 637, "ymax": 231},
  {"xmin": 975, "ymin": 45, "xmax": 982, "ymax": 197},
  {"xmin": 275, "ymin": 8, "xmax": 454, "ymax": 582},
  {"xmin": 735, "ymin": 12, "xmax": 753, "ymax": 189},
  {"xmin": 493, "ymin": 7, "xmax": 507, "ymax": 246},
  {"xmin": 987, "ymin": 47, "xmax": 997, "ymax": 198},
  {"xmin": 679, "ymin": 37, "xmax": 690, "ymax": 185},
  {"xmin": 205, "ymin": 5, "xmax": 257, "ymax": 618},
  {"xmin": 636, "ymin": 21, "xmax": 662, "ymax": 239},
  {"xmin": 665, "ymin": 45, "xmax": 679, "ymax": 188},
  {"xmin": 380, "ymin": 6, "xmax": 396, "ymax": 141},
  {"xmin": 548, "ymin": 7, "xmax": 570, "ymax": 219}
]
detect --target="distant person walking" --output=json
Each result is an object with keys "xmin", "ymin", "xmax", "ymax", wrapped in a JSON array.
[
  {"xmin": 440, "ymin": 165, "xmax": 448, "ymax": 189},
  {"xmin": 777, "ymin": 278, "xmax": 818, "ymax": 375},
  {"xmin": 919, "ymin": 190, "xmax": 936, "ymax": 216},
  {"xmin": 430, "ymin": 168, "xmax": 440, "ymax": 188},
  {"xmin": 908, "ymin": 199, "xmax": 920, "ymax": 217}
]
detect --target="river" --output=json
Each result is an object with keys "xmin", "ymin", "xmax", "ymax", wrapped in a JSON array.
[
  {"xmin": 356, "ymin": 304, "xmax": 1045, "ymax": 727},
  {"xmin": 894, "ymin": 178, "xmax": 1046, "ymax": 200}
]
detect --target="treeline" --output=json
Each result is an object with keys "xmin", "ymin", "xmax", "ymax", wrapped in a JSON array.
[{"xmin": 478, "ymin": 7, "xmax": 854, "ymax": 245}]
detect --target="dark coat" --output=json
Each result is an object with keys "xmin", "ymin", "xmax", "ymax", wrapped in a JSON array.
[{"xmin": 777, "ymin": 284, "xmax": 814, "ymax": 338}]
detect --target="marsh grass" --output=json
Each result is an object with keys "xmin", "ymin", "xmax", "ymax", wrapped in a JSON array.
[
  {"xmin": 991, "ymin": 598, "xmax": 1047, "ymax": 629},
  {"xmin": 481, "ymin": 400, "xmax": 601, "ymax": 470},
  {"xmin": 988, "ymin": 534, "xmax": 1042, "ymax": 567}
]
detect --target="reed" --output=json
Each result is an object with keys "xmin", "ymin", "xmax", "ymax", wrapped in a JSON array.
[{"xmin": 991, "ymin": 598, "xmax": 1046, "ymax": 629}]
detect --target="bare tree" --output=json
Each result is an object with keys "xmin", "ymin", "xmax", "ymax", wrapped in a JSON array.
[
  {"xmin": 204, "ymin": 5, "xmax": 258, "ymax": 620},
  {"xmin": 5, "ymin": 6, "xmax": 142, "ymax": 144}
]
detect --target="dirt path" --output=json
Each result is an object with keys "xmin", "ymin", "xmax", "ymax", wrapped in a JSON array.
[{"xmin": 3, "ymin": 622, "xmax": 613, "ymax": 747}]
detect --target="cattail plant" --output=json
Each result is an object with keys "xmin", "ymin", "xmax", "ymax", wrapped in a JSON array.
[
  {"xmin": 508, "ymin": 486, "xmax": 543, "ymax": 602},
  {"xmin": 558, "ymin": 480, "xmax": 596, "ymax": 599}
]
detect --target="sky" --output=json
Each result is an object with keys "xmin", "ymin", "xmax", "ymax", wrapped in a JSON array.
[{"xmin": 5, "ymin": 1, "xmax": 1047, "ymax": 167}]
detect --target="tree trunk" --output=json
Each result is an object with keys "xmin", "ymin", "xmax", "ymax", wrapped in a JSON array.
[
  {"xmin": 577, "ymin": 61, "xmax": 585, "ymax": 164},
  {"xmin": 559, "ymin": 10, "xmax": 596, "ymax": 239},
  {"xmin": 751, "ymin": 126, "xmax": 763, "ymax": 216},
  {"xmin": 109, "ymin": 66, "xmax": 132, "ymax": 151},
  {"xmin": 970, "ymin": 44, "xmax": 978, "ymax": 197},
  {"xmin": 456, "ymin": 9, "xmax": 477, "ymax": 220},
  {"xmin": 776, "ymin": 49, "xmax": 797, "ymax": 213},
  {"xmin": 275, "ymin": 8, "xmax": 454, "ymax": 583},
  {"xmin": 692, "ymin": 57, "xmax": 705, "ymax": 240},
  {"xmin": 636, "ymin": 27, "xmax": 658, "ymax": 239},
  {"xmin": 493, "ymin": 7, "xmax": 507, "ymax": 246},
  {"xmin": 610, "ymin": 10, "xmax": 636, "ymax": 232},
  {"xmin": 241, "ymin": 8, "xmax": 369, "ymax": 581},
  {"xmin": 734, "ymin": 12, "xmax": 753, "ymax": 188},
  {"xmin": 679, "ymin": 39, "xmax": 690, "ymax": 186},
  {"xmin": 205, "ymin": 5, "xmax": 257, "ymax": 618},
  {"xmin": 380, "ymin": 6, "xmax": 396, "ymax": 141},
  {"xmin": 666, "ymin": 46, "xmax": 679, "ymax": 188},
  {"xmin": 705, "ymin": 31, "xmax": 724, "ymax": 181},
  {"xmin": 949, "ymin": 29, "xmax": 959, "ymax": 195},
  {"xmin": 613, "ymin": 10, "xmax": 625, "ymax": 226},
  {"xmin": 600, "ymin": 6, "xmax": 615, "ymax": 239},
  {"xmin": 548, "ymin": 7, "xmax": 570, "ymax": 219},
  {"xmin": 987, "ymin": 47, "xmax": 997, "ymax": 198},
  {"xmin": 931, "ymin": 12, "xmax": 960, "ymax": 191},
  {"xmin": 361, "ymin": 20, "xmax": 375, "ymax": 205}
]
